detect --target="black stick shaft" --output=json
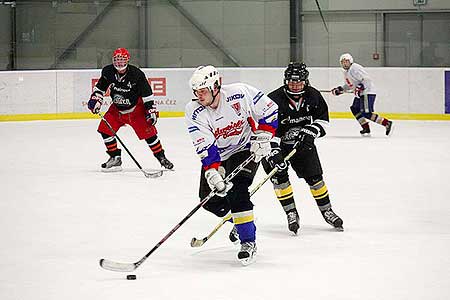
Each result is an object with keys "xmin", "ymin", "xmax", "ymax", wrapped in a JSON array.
[
  {"xmin": 98, "ymin": 113, "xmax": 145, "ymax": 172},
  {"xmin": 132, "ymin": 154, "xmax": 256, "ymax": 269}
]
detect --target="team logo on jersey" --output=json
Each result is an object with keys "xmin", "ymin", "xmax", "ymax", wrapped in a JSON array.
[
  {"xmin": 226, "ymin": 93, "xmax": 244, "ymax": 102},
  {"xmin": 214, "ymin": 120, "xmax": 244, "ymax": 139},
  {"xmin": 281, "ymin": 115, "xmax": 311, "ymax": 125},
  {"xmin": 111, "ymin": 84, "xmax": 131, "ymax": 93},
  {"xmin": 112, "ymin": 94, "xmax": 131, "ymax": 106},
  {"xmin": 231, "ymin": 102, "xmax": 242, "ymax": 116}
]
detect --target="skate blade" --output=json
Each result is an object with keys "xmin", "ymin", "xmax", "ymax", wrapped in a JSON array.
[
  {"xmin": 334, "ymin": 226, "xmax": 344, "ymax": 232},
  {"xmin": 101, "ymin": 166, "xmax": 123, "ymax": 173},
  {"xmin": 360, "ymin": 133, "xmax": 371, "ymax": 137},
  {"xmin": 238, "ymin": 256, "xmax": 256, "ymax": 266}
]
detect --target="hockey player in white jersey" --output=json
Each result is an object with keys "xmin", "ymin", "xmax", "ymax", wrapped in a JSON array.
[
  {"xmin": 331, "ymin": 53, "xmax": 393, "ymax": 136},
  {"xmin": 185, "ymin": 65, "xmax": 278, "ymax": 265}
]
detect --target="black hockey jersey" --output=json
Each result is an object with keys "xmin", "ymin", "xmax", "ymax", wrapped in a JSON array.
[
  {"xmin": 93, "ymin": 64, "xmax": 153, "ymax": 112},
  {"xmin": 267, "ymin": 86, "xmax": 329, "ymax": 145}
]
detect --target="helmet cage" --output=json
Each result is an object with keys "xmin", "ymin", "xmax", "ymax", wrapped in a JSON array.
[
  {"xmin": 284, "ymin": 62, "xmax": 309, "ymax": 97},
  {"xmin": 112, "ymin": 48, "xmax": 130, "ymax": 71}
]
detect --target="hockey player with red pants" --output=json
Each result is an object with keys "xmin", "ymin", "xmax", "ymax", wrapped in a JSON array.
[{"xmin": 87, "ymin": 47, "xmax": 173, "ymax": 172}]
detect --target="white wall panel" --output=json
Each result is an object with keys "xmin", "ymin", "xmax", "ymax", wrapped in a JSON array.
[{"xmin": 0, "ymin": 67, "xmax": 448, "ymax": 116}]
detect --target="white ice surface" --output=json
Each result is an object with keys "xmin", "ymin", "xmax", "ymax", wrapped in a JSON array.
[{"xmin": 1, "ymin": 118, "xmax": 449, "ymax": 300}]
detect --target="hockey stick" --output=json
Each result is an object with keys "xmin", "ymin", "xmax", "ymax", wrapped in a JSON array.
[
  {"xmin": 319, "ymin": 89, "xmax": 353, "ymax": 94},
  {"xmin": 98, "ymin": 113, "xmax": 163, "ymax": 178},
  {"xmin": 190, "ymin": 147, "xmax": 298, "ymax": 247},
  {"xmin": 99, "ymin": 153, "xmax": 256, "ymax": 272}
]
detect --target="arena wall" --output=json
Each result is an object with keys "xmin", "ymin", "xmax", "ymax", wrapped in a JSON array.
[{"xmin": 1, "ymin": 68, "xmax": 449, "ymax": 121}]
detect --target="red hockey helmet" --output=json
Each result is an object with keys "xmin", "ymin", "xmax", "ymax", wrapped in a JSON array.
[{"xmin": 112, "ymin": 48, "xmax": 130, "ymax": 71}]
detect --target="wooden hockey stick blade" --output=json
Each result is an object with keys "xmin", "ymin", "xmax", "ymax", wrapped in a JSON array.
[
  {"xmin": 143, "ymin": 170, "xmax": 164, "ymax": 178},
  {"xmin": 190, "ymin": 237, "xmax": 207, "ymax": 247},
  {"xmin": 143, "ymin": 168, "xmax": 175, "ymax": 178},
  {"xmin": 99, "ymin": 258, "xmax": 137, "ymax": 272},
  {"xmin": 190, "ymin": 215, "xmax": 230, "ymax": 247}
]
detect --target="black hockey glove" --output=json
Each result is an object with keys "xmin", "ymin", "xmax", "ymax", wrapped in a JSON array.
[
  {"xmin": 295, "ymin": 125, "xmax": 319, "ymax": 152},
  {"xmin": 144, "ymin": 101, "xmax": 159, "ymax": 126},
  {"xmin": 331, "ymin": 86, "xmax": 344, "ymax": 96},
  {"xmin": 267, "ymin": 145, "xmax": 288, "ymax": 172}
]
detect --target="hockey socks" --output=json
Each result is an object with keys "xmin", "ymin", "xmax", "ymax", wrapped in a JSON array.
[
  {"xmin": 146, "ymin": 135, "xmax": 163, "ymax": 155},
  {"xmin": 309, "ymin": 180, "xmax": 330, "ymax": 209},
  {"xmin": 273, "ymin": 182, "xmax": 300, "ymax": 234},
  {"xmin": 101, "ymin": 133, "xmax": 119, "ymax": 153},
  {"xmin": 274, "ymin": 182, "xmax": 296, "ymax": 212}
]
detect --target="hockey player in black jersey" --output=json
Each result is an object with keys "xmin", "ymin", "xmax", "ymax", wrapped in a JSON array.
[
  {"xmin": 87, "ymin": 48, "xmax": 173, "ymax": 171},
  {"xmin": 262, "ymin": 62, "xmax": 343, "ymax": 233}
]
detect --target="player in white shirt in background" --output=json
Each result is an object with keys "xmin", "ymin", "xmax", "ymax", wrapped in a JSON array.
[
  {"xmin": 332, "ymin": 53, "xmax": 393, "ymax": 136},
  {"xmin": 185, "ymin": 65, "xmax": 278, "ymax": 265}
]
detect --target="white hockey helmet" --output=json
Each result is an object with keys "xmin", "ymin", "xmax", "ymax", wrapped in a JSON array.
[
  {"xmin": 339, "ymin": 53, "xmax": 353, "ymax": 67},
  {"xmin": 189, "ymin": 65, "xmax": 220, "ymax": 94}
]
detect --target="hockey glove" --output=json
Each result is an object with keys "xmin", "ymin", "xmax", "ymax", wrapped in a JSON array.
[
  {"xmin": 267, "ymin": 145, "xmax": 288, "ymax": 173},
  {"xmin": 250, "ymin": 130, "xmax": 272, "ymax": 163},
  {"xmin": 355, "ymin": 83, "xmax": 365, "ymax": 97},
  {"xmin": 87, "ymin": 93, "xmax": 103, "ymax": 114},
  {"xmin": 331, "ymin": 86, "xmax": 344, "ymax": 96},
  {"xmin": 295, "ymin": 125, "xmax": 319, "ymax": 152},
  {"xmin": 205, "ymin": 167, "xmax": 233, "ymax": 197},
  {"xmin": 144, "ymin": 101, "xmax": 159, "ymax": 126}
]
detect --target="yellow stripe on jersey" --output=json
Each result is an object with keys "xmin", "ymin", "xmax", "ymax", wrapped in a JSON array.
[{"xmin": 232, "ymin": 210, "xmax": 254, "ymax": 225}]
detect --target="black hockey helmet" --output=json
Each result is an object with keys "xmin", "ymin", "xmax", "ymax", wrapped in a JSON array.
[{"xmin": 284, "ymin": 62, "xmax": 309, "ymax": 98}]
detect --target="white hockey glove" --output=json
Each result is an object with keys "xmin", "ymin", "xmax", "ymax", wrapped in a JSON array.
[
  {"xmin": 205, "ymin": 167, "xmax": 233, "ymax": 197},
  {"xmin": 250, "ymin": 130, "xmax": 272, "ymax": 162}
]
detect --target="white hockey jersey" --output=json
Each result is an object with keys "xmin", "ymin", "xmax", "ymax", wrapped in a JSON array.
[
  {"xmin": 342, "ymin": 63, "xmax": 376, "ymax": 95},
  {"xmin": 185, "ymin": 83, "xmax": 278, "ymax": 168}
]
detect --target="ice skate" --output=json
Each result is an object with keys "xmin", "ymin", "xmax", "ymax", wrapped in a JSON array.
[
  {"xmin": 286, "ymin": 210, "xmax": 300, "ymax": 234},
  {"xmin": 385, "ymin": 120, "xmax": 394, "ymax": 136},
  {"xmin": 101, "ymin": 155, "xmax": 122, "ymax": 172},
  {"xmin": 237, "ymin": 241, "xmax": 257, "ymax": 266},
  {"xmin": 321, "ymin": 208, "xmax": 344, "ymax": 231},
  {"xmin": 229, "ymin": 225, "xmax": 239, "ymax": 244},
  {"xmin": 154, "ymin": 151, "xmax": 174, "ymax": 170},
  {"xmin": 359, "ymin": 127, "xmax": 371, "ymax": 137}
]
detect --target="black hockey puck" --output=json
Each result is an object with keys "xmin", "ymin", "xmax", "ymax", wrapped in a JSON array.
[{"xmin": 126, "ymin": 274, "xmax": 137, "ymax": 280}]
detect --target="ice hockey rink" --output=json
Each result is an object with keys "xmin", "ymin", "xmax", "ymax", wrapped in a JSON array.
[{"xmin": 1, "ymin": 117, "xmax": 449, "ymax": 300}]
